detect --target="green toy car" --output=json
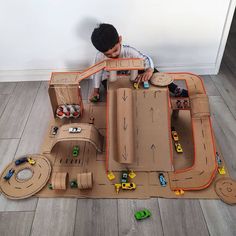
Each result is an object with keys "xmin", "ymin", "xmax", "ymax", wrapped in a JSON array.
[
  {"xmin": 70, "ymin": 180, "xmax": 78, "ymax": 188},
  {"xmin": 134, "ymin": 209, "xmax": 151, "ymax": 220},
  {"xmin": 72, "ymin": 146, "xmax": 80, "ymax": 157}
]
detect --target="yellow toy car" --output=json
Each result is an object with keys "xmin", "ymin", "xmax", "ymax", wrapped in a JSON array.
[
  {"xmin": 174, "ymin": 189, "xmax": 184, "ymax": 196},
  {"xmin": 174, "ymin": 142, "xmax": 183, "ymax": 153},
  {"xmin": 218, "ymin": 166, "xmax": 226, "ymax": 175},
  {"xmin": 27, "ymin": 158, "xmax": 36, "ymax": 165},
  {"xmin": 121, "ymin": 182, "xmax": 136, "ymax": 190}
]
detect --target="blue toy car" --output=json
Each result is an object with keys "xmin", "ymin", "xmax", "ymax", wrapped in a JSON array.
[
  {"xmin": 159, "ymin": 173, "xmax": 167, "ymax": 187},
  {"xmin": 15, "ymin": 157, "xmax": 28, "ymax": 166},
  {"xmin": 4, "ymin": 169, "xmax": 15, "ymax": 180},
  {"xmin": 216, "ymin": 152, "xmax": 222, "ymax": 165},
  {"xmin": 143, "ymin": 81, "xmax": 150, "ymax": 89}
]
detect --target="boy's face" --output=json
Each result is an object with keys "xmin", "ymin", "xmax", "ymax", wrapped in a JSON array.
[{"xmin": 103, "ymin": 36, "xmax": 122, "ymax": 58}]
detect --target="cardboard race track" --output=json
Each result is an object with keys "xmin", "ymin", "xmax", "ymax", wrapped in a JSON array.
[{"xmin": 0, "ymin": 58, "xmax": 234, "ymax": 203}]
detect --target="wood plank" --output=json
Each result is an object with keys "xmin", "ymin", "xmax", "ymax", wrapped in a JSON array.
[
  {"xmin": 200, "ymin": 75, "xmax": 220, "ymax": 96},
  {"xmin": 208, "ymin": 96, "xmax": 236, "ymax": 179},
  {"xmin": 31, "ymin": 198, "xmax": 77, "ymax": 236},
  {"xmin": 0, "ymin": 82, "xmax": 16, "ymax": 94},
  {"xmin": 199, "ymin": 96, "xmax": 236, "ymax": 236},
  {"xmin": 0, "ymin": 82, "xmax": 41, "ymax": 139},
  {"xmin": 0, "ymin": 139, "xmax": 19, "ymax": 172},
  {"xmin": 210, "ymin": 63, "xmax": 236, "ymax": 119},
  {"xmin": 16, "ymin": 82, "xmax": 53, "ymax": 155},
  {"xmin": 117, "ymin": 199, "xmax": 162, "ymax": 236},
  {"xmin": 158, "ymin": 199, "xmax": 209, "ymax": 236},
  {"xmin": 222, "ymin": 34, "xmax": 236, "ymax": 72},
  {"xmin": 0, "ymin": 211, "xmax": 34, "ymax": 236},
  {"xmin": 74, "ymin": 199, "xmax": 118, "ymax": 236},
  {"xmin": 200, "ymin": 200, "xmax": 236, "ymax": 236},
  {"xmin": 0, "ymin": 95, "xmax": 10, "ymax": 119}
]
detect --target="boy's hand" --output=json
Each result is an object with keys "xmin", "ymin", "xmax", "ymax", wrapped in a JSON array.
[
  {"xmin": 89, "ymin": 89, "xmax": 100, "ymax": 103},
  {"xmin": 136, "ymin": 68, "xmax": 154, "ymax": 82}
]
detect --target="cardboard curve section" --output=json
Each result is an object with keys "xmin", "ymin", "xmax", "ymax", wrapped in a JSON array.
[{"xmin": 168, "ymin": 73, "xmax": 218, "ymax": 191}]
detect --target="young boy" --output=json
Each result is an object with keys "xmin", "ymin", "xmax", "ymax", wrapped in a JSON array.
[{"xmin": 89, "ymin": 23, "xmax": 188, "ymax": 101}]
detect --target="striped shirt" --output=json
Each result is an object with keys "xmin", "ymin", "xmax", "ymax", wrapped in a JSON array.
[{"xmin": 93, "ymin": 44, "xmax": 154, "ymax": 88}]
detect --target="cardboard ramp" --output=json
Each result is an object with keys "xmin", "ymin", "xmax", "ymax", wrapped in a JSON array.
[{"xmin": 107, "ymin": 79, "xmax": 173, "ymax": 171}]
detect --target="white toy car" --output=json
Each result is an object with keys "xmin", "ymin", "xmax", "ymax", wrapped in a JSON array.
[{"xmin": 69, "ymin": 127, "xmax": 82, "ymax": 133}]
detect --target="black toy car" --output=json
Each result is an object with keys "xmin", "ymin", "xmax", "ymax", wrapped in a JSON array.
[
  {"xmin": 121, "ymin": 171, "xmax": 128, "ymax": 183},
  {"xmin": 15, "ymin": 157, "xmax": 28, "ymax": 166},
  {"xmin": 52, "ymin": 126, "xmax": 59, "ymax": 135}
]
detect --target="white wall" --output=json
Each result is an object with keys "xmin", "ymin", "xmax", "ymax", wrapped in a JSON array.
[{"xmin": 0, "ymin": 0, "xmax": 235, "ymax": 81}]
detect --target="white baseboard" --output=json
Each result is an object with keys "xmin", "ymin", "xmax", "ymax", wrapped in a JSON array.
[{"xmin": 0, "ymin": 64, "xmax": 218, "ymax": 82}]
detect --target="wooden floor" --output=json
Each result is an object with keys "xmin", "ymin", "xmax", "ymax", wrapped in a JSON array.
[{"xmin": 1, "ymin": 21, "xmax": 236, "ymax": 236}]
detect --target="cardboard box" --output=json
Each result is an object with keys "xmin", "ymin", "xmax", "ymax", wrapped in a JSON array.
[{"xmin": 49, "ymin": 72, "xmax": 84, "ymax": 118}]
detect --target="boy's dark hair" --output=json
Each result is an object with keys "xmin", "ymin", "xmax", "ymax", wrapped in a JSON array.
[{"xmin": 91, "ymin": 23, "xmax": 119, "ymax": 52}]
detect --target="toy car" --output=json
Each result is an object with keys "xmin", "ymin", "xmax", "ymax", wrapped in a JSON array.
[
  {"xmin": 27, "ymin": 157, "xmax": 36, "ymax": 165},
  {"xmin": 128, "ymin": 170, "xmax": 136, "ymax": 179},
  {"xmin": 52, "ymin": 126, "xmax": 59, "ymax": 135},
  {"xmin": 69, "ymin": 127, "xmax": 82, "ymax": 133},
  {"xmin": 133, "ymin": 82, "xmax": 139, "ymax": 89},
  {"xmin": 70, "ymin": 180, "xmax": 78, "ymax": 188},
  {"xmin": 15, "ymin": 157, "xmax": 28, "ymax": 166},
  {"xmin": 107, "ymin": 171, "xmax": 115, "ymax": 181},
  {"xmin": 90, "ymin": 95, "xmax": 99, "ymax": 103},
  {"xmin": 171, "ymin": 127, "xmax": 179, "ymax": 142},
  {"xmin": 48, "ymin": 183, "xmax": 53, "ymax": 190},
  {"xmin": 134, "ymin": 209, "xmax": 151, "ymax": 220},
  {"xmin": 143, "ymin": 81, "xmax": 150, "ymax": 89},
  {"xmin": 218, "ymin": 166, "xmax": 226, "ymax": 175},
  {"xmin": 159, "ymin": 173, "xmax": 167, "ymax": 187},
  {"xmin": 89, "ymin": 117, "xmax": 95, "ymax": 124},
  {"xmin": 115, "ymin": 183, "xmax": 122, "ymax": 194},
  {"xmin": 72, "ymin": 146, "xmax": 80, "ymax": 157},
  {"xmin": 175, "ymin": 142, "xmax": 183, "ymax": 153},
  {"xmin": 3, "ymin": 169, "xmax": 15, "ymax": 180},
  {"xmin": 216, "ymin": 152, "xmax": 222, "ymax": 165},
  {"xmin": 176, "ymin": 100, "xmax": 182, "ymax": 108},
  {"xmin": 121, "ymin": 171, "xmax": 128, "ymax": 183},
  {"xmin": 121, "ymin": 182, "xmax": 136, "ymax": 190},
  {"xmin": 174, "ymin": 189, "xmax": 184, "ymax": 195}
]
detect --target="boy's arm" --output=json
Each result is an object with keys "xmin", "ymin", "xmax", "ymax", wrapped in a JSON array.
[
  {"xmin": 125, "ymin": 46, "xmax": 154, "ymax": 69},
  {"xmin": 124, "ymin": 46, "xmax": 155, "ymax": 81},
  {"xmin": 89, "ymin": 53, "xmax": 105, "ymax": 101}
]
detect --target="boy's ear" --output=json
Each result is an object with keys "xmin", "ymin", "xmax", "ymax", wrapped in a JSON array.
[{"xmin": 119, "ymin": 36, "xmax": 122, "ymax": 43}]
